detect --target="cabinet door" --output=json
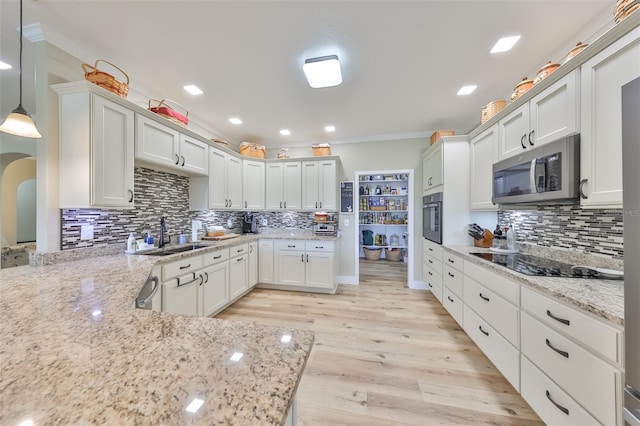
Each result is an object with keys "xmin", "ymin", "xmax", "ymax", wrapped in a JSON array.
[
  {"xmin": 265, "ymin": 162, "xmax": 284, "ymax": 210},
  {"xmin": 283, "ymin": 161, "xmax": 302, "ymax": 209},
  {"xmin": 301, "ymin": 161, "xmax": 320, "ymax": 209},
  {"xmin": 422, "ymin": 153, "xmax": 432, "ymax": 191},
  {"xmin": 208, "ymin": 148, "xmax": 228, "ymax": 209},
  {"xmin": 229, "ymin": 254, "xmax": 248, "ymax": 300},
  {"xmin": 529, "ymin": 70, "xmax": 578, "ymax": 148},
  {"xmin": 162, "ymin": 274, "xmax": 199, "ymax": 316},
  {"xmin": 248, "ymin": 242, "xmax": 258, "ymax": 288},
  {"xmin": 200, "ymin": 261, "xmax": 229, "ymax": 317},
  {"xmin": 318, "ymin": 159, "xmax": 337, "ymax": 210},
  {"xmin": 305, "ymin": 251, "xmax": 333, "ymax": 288},
  {"xmin": 580, "ymin": 27, "xmax": 640, "ymax": 208},
  {"xmin": 227, "ymin": 156, "xmax": 243, "ymax": 210},
  {"xmin": 498, "ymin": 103, "xmax": 529, "ymax": 160},
  {"xmin": 179, "ymin": 134, "xmax": 209, "ymax": 175},
  {"xmin": 470, "ymin": 124, "xmax": 499, "ymax": 210},
  {"xmin": 258, "ymin": 240, "xmax": 275, "ymax": 284},
  {"xmin": 135, "ymin": 114, "xmax": 180, "ymax": 168},
  {"xmin": 430, "ymin": 144, "xmax": 443, "ymax": 188},
  {"xmin": 277, "ymin": 251, "xmax": 306, "ymax": 286},
  {"xmin": 243, "ymin": 160, "xmax": 265, "ymax": 210},
  {"xmin": 92, "ymin": 96, "xmax": 134, "ymax": 207}
]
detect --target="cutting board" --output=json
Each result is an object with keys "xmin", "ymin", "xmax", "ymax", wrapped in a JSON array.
[{"xmin": 202, "ymin": 233, "xmax": 241, "ymax": 241}]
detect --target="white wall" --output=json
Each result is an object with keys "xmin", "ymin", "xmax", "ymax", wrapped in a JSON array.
[{"xmin": 1, "ymin": 157, "xmax": 36, "ymax": 245}]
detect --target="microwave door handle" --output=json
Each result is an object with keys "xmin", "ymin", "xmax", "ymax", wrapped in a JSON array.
[
  {"xmin": 424, "ymin": 203, "xmax": 440, "ymax": 208},
  {"xmin": 530, "ymin": 159, "xmax": 538, "ymax": 193}
]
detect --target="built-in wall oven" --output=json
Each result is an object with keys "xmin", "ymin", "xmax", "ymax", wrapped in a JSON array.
[{"xmin": 423, "ymin": 192, "xmax": 442, "ymax": 244}]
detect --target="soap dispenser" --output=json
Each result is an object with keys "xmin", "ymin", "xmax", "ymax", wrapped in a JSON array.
[
  {"xmin": 506, "ymin": 226, "xmax": 515, "ymax": 250},
  {"xmin": 127, "ymin": 233, "xmax": 136, "ymax": 253}
]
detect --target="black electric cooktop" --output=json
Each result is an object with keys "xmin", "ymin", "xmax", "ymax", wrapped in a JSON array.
[{"xmin": 470, "ymin": 252, "xmax": 598, "ymax": 278}]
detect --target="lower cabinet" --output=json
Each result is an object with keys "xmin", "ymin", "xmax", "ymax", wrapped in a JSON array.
[
  {"xmin": 248, "ymin": 241, "xmax": 258, "ymax": 288},
  {"xmin": 200, "ymin": 248, "xmax": 231, "ymax": 317},
  {"xmin": 258, "ymin": 240, "xmax": 275, "ymax": 284},
  {"xmin": 229, "ymin": 243, "xmax": 249, "ymax": 301},
  {"xmin": 423, "ymin": 239, "xmax": 443, "ymax": 303},
  {"xmin": 163, "ymin": 272, "xmax": 201, "ymax": 316}
]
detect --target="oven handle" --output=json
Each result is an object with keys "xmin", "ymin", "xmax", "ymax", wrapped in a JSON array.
[{"xmin": 423, "ymin": 203, "xmax": 441, "ymax": 208}]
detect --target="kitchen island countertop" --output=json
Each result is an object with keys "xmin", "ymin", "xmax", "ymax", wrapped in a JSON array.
[{"xmin": 0, "ymin": 247, "xmax": 314, "ymax": 424}]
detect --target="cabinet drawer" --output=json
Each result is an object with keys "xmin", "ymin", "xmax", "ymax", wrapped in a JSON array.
[
  {"xmin": 202, "ymin": 248, "xmax": 229, "ymax": 266},
  {"xmin": 521, "ymin": 312, "xmax": 620, "ymax": 426},
  {"xmin": 278, "ymin": 240, "xmax": 305, "ymax": 251},
  {"xmin": 464, "ymin": 276, "xmax": 519, "ymax": 347},
  {"xmin": 464, "ymin": 261, "xmax": 520, "ymax": 305},
  {"xmin": 443, "ymin": 264, "xmax": 463, "ymax": 298},
  {"xmin": 423, "ymin": 252, "xmax": 442, "ymax": 273},
  {"xmin": 464, "ymin": 305, "xmax": 519, "ymax": 391},
  {"xmin": 521, "ymin": 286, "xmax": 622, "ymax": 365},
  {"xmin": 424, "ymin": 266, "xmax": 443, "ymax": 303},
  {"xmin": 521, "ymin": 355, "xmax": 599, "ymax": 426},
  {"xmin": 443, "ymin": 252, "xmax": 464, "ymax": 272},
  {"xmin": 163, "ymin": 255, "xmax": 203, "ymax": 280},
  {"xmin": 230, "ymin": 243, "xmax": 249, "ymax": 258},
  {"xmin": 428, "ymin": 281, "xmax": 443, "ymax": 305},
  {"xmin": 305, "ymin": 241, "xmax": 334, "ymax": 252},
  {"xmin": 443, "ymin": 286, "xmax": 463, "ymax": 326},
  {"xmin": 423, "ymin": 239, "xmax": 442, "ymax": 261}
]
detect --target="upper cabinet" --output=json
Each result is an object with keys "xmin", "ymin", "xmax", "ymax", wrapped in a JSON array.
[
  {"xmin": 135, "ymin": 114, "xmax": 208, "ymax": 176},
  {"xmin": 422, "ymin": 142, "xmax": 443, "ymax": 191},
  {"xmin": 579, "ymin": 26, "xmax": 640, "ymax": 208},
  {"xmin": 498, "ymin": 71, "xmax": 579, "ymax": 160},
  {"xmin": 470, "ymin": 124, "xmax": 499, "ymax": 211},
  {"xmin": 302, "ymin": 159, "xmax": 337, "ymax": 211},
  {"xmin": 265, "ymin": 161, "xmax": 302, "ymax": 210},
  {"xmin": 242, "ymin": 159, "xmax": 265, "ymax": 210},
  {"xmin": 55, "ymin": 86, "xmax": 135, "ymax": 208},
  {"xmin": 190, "ymin": 147, "xmax": 242, "ymax": 211}
]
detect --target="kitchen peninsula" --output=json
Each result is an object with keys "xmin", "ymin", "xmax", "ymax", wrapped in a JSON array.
[{"xmin": 0, "ymin": 239, "xmax": 314, "ymax": 424}]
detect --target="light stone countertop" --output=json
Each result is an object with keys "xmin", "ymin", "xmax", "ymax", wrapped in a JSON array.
[
  {"xmin": 0, "ymin": 236, "xmax": 316, "ymax": 424},
  {"xmin": 445, "ymin": 245, "xmax": 624, "ymax": 326}
]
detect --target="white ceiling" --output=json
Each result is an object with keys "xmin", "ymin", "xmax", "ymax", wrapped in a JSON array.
[{"xmin": 0, "ymin": 0, "xmax": 614, "ymax": 149}]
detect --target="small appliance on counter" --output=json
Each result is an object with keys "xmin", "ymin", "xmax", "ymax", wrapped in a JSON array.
[
  {"xmin": 313, "ymin": 212, "xmax": 338, "ymax": 236},
  {"xmin": 242, "ymin": 212, "xmax": 257, "ymax": 234}
]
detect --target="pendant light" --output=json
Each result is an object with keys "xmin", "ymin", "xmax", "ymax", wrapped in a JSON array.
[{"xmin": 0, "ymin": 0, "xmax": 42, "ymax": 138}]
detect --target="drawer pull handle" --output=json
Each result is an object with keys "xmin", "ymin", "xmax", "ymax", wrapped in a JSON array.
[
  {"xmin": 545, "ymin": 390, "xmax": 569, "ymax": 416},
  {"xmin": 478, "ymin": 325, "xmax": 489, "ymax": 336},
  {"xmin": 428, "ymin": 259, "xmax": 433, "ymax": 264},
  {"xmin": 428, "ymin": 247, "xmax": 433, "ymax": 252},
  {"xmin": 546, "ymin": 310, "xmax": 570, "ymax": 326},
  {"xmin": 428, "ymin": 283, "xmax": 433, "ymax": 288},
  {"xmin": 213, "ymin": 255, "xmax": 222, "ymax": 259},
  {"xmin": 179, "ymin": 263, "xmax": 191, "ymax": 270},
  {"xmin": 447, "ymin": 296, "xmax": 454, "ymax": 303},
  {"xmin": 428, "ymin": 271, "xmax": 433, "ymax": 276},
  {"xmin": 447, "ymin": 258, "xmax": 454, "ymax": 263},
  {"xmin": 448, "ymin": 272, "xmax": 454, "ymax": 277},
  {"xmin": 237, "ymin": 257, "xmax": 244, "ymax": 262},
  {"xmin": 545, "ymin": 338, "xmax": 569, "ymax": 358},
  {"xmin": 315, "ymin": 246, "xmax": 324, "ymax": 249},
  {"xmin": 288, "ymin": 245, "xmax": 296, "ymax": 248},
  {"xmin": 479, "ymin": 293, "xmax": 490, "ymax": 302}
]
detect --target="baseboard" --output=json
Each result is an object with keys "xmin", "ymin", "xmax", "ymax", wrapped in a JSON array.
[
  {"xmin": 337, "ymin": 275, "xmax": 358, "ymax": 285},
  {"xmin": 409, "ymin": 280, "xmax": 428, "ymax": 290}
]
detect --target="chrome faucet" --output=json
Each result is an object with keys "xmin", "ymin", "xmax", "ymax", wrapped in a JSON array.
[{"xmin": 159, "ymin": 216, "xmax": 168, "ymax": 248}]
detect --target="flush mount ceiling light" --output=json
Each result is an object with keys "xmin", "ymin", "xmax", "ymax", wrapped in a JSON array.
[
  {"xmin": 279, "ymin": 129, "xmax": 291, "ymax": 136},
  {"xmin": 303, "ymin": 55, "xmax": 342, "ymax": 88},
  {"xmin": 0, "ymin": 61, "xmax": 12, "ymax": 70},
  {"xmin": 0, "ymin": 0, "xmax": 42, "ymax": 138},
  {"xmin": 491, "ymin": 35, "xmax": 521, "ymax": 54},
  {"xmin": 457, "ymin": 85, "xmax": 477, "ymax": 96},
  {"xmin": 229, "ymin": 117, "xmax": 242, "ymax": 125},
  {"xmin": 324, "ymin": 125, "xmax": 335, "ymax": 132},
  {"xmin": 183, "ymin": 85, "xmax": 203, "ymax": 95}
]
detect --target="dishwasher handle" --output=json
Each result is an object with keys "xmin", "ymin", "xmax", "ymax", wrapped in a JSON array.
[{"xmin": 136, "ymin": 276, "xmax": 159, "ymax": 309}]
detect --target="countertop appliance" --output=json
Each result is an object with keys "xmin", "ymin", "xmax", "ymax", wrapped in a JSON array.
[
  {"xmin": 423, "ymin": 192, "xmax": 442, "ymax": 244},
  {"xmin": 242, "ymin": 212, "xmax": 257, "ymax": 234},
  {"xmin": 622, "ymin": 76, "xmax": 640, "ymax": 426},
  {"xmin": 313, "ymin": 221, "xmax": 337, "ymax": 236},
  {"xmin": 492, "ymin": 133, "xmax": 580, "ymax": 205},
  {"xmin": 470, "ymin": 252, "xmax": 623, "ymax": 279}
]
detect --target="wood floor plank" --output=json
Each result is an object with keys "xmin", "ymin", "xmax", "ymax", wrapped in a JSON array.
[{"xmin": 217, "ymin": 259, "xmax": 543, "ymax": 425}]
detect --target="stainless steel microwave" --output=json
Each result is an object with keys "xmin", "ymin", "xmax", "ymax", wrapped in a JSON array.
[{"xmin": 492, "ymin": 133, "xmax": 580, "ymax": 205}]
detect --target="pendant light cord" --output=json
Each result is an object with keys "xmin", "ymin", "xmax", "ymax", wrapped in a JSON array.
[{"xmin": 18, "ymin": 0, "xmax": 23, "ymax": 107}]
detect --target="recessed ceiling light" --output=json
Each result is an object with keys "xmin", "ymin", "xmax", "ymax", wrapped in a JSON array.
[
  {"xmin": 229, "ymin": 117, "xmax": 242, "ymax": 125},
  {"xmin": 0, "ymin": 61, "xmax": 12, "ymax": 70},
  {"xmin": 280, "ymin": 129, "xmax": 291, "ymax": 136},
  {"xmin": 490, "ymin": 35, "xmax": 521, "ymax": 54},
  {"xmin": 183, "ymin": 85, "xmax": 203, "ymax": 95},
  {"xmin": 457, "ymin": 85, "xmax": 477, "ymax": 96},
  {"xmin": 324, "ymin": 125, "xmax": 335, "ymax": 132},
  {"xmin": 185, "ymin": 398, "xmax": 204, "ymax": 413},
  {"xmin": 303, "ymin": 55, "xmax": 342, "ymax": 88}
]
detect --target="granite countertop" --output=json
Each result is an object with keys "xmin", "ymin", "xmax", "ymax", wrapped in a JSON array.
[
  {"xmin": 445, "ymin": 245, "xmax": 624, "ymax": 326},
  {"xmin": 0, "ymin": 244, "xmax": 314, "ymax": 424}
]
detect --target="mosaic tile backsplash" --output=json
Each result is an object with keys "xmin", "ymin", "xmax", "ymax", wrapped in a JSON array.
[
  {"xmin": 60, "ymin": 167, "xmax": 319, "ymax": 250},
  {"xmin": 498, "ymin": 205, "xmax": 624, "ymax": 259}
]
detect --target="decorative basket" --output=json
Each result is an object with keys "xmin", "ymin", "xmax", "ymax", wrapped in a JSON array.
[
  {"xmin": 239, "ymin": 142, "xmax": 266, "ymax": 159},
  {"xmin": 148, "ymin": 99, "xmax": 189, "ymax": 127},
  {"xmin": 564, "ymin": 42, "xmax": 589, "ymax": 63},
  {"xmin": 363, "ymin": 247, "xmax": 382, "ymax": 261},
  {"xmin": 511, "ymin": 77, "xmax": 534, "ymax": 102},
  {"xmin": 370, "ymin": 206, "xmax": 387, "ymax": 211},
  {"xmin": 385, "ymin": 248, "xmax": 403, "ymax": 261},
  {"xmin": 481, "ymin": 100, "xmax": 506, "ymax": 123},
  {"xmin": 615, "ymin": 0, "xmax": 640, "ymax": 23},
  {"xmin": 392, "ymin": 219, "xmax": 405, "ymax": 225},
  {"xmin": 312, "ymin": 144, "xmax": 331, "ymax": 156},
  {"xmin": 211, "ymin": 138, "xmax": 228, "ymax": 147},
  {"xmin": 82, "ymin": 60, "xmax": 129, "ymax": 98},
  {"xmin": 429, "ymin": 130, "xmax": 455, "ymax": 145}
]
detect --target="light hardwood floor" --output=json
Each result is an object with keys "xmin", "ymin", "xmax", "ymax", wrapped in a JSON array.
[{"xmin": 217, "ymin": 258, "xmax": 543, "ymax": 425}]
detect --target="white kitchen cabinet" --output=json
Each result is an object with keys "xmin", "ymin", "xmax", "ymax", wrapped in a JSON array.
[
  {"xmin": 248, "ymin": 241, "xmax": 258, "ymax": 288},
  {"xmin": 258, "ymin": 240, "xmax": 275, "ymax": 284},
  {"xmin": 422, "ymin": 142, "xmax": 443, "ymax": 191},
  {"xmin": 243, "ymin": 160, "xmax": 265, "ymax": 210},
  {"xmin": 498, "ymin": 71, "xmax": 579, "ymax": 160},
  {"xmin": 271, "ymin": 240, "xmax": 336, "ymax": 291},
  {"xmin": 302, "ymin": 159, "xmax": 337, "ymax": 210},
  {"xmin": 423, "ymin": 239, "xmax": 443, "ymax": 303},
  {"xmin": 55, "ymin": 86, "xmax": 135, "ymax": 208},
  {"xmin": 134, "ymin": 114, "xmax": 208, "ymax": 176},
  {"xmin": 580, "ymin": 26, "xmax": 640, "ymax": 208},
  {"xmin": 162, "ymin": 272, "xmax": 201, "ymax": 316},
  {"xmin": 265, "ymin": 161, "xmax": 302, "ymax": 210},
  {"xmin": 229, "ymin": 244, "xmax": 249, "ymax": 301},
  {"xmin": 305, "ymin": 241, "xmax": 334, "ymax": 289},
  {"xmin": 205, "ymin": 147, "xmax": 243, "ymax": 210},
  {"xmin": 200, "ymin": 260, "xmax": 230, "ymax": 317},
  {"xmin": 469, "ymin": 124, "xmax": 499, "ymax": 210},
  {"xmin": 277, "ymin": 249, "xmax": 306, "ymax": 286}
]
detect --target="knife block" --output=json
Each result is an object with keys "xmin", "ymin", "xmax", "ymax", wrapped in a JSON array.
[{"xmin": 473, "ymin": 231, "xmax": 494, "ymax": 248}]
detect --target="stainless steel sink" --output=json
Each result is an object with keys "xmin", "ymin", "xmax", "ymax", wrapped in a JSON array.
[{"xmin": 141, "ymin": 244, "xmax": 208, "ymax": 256}]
